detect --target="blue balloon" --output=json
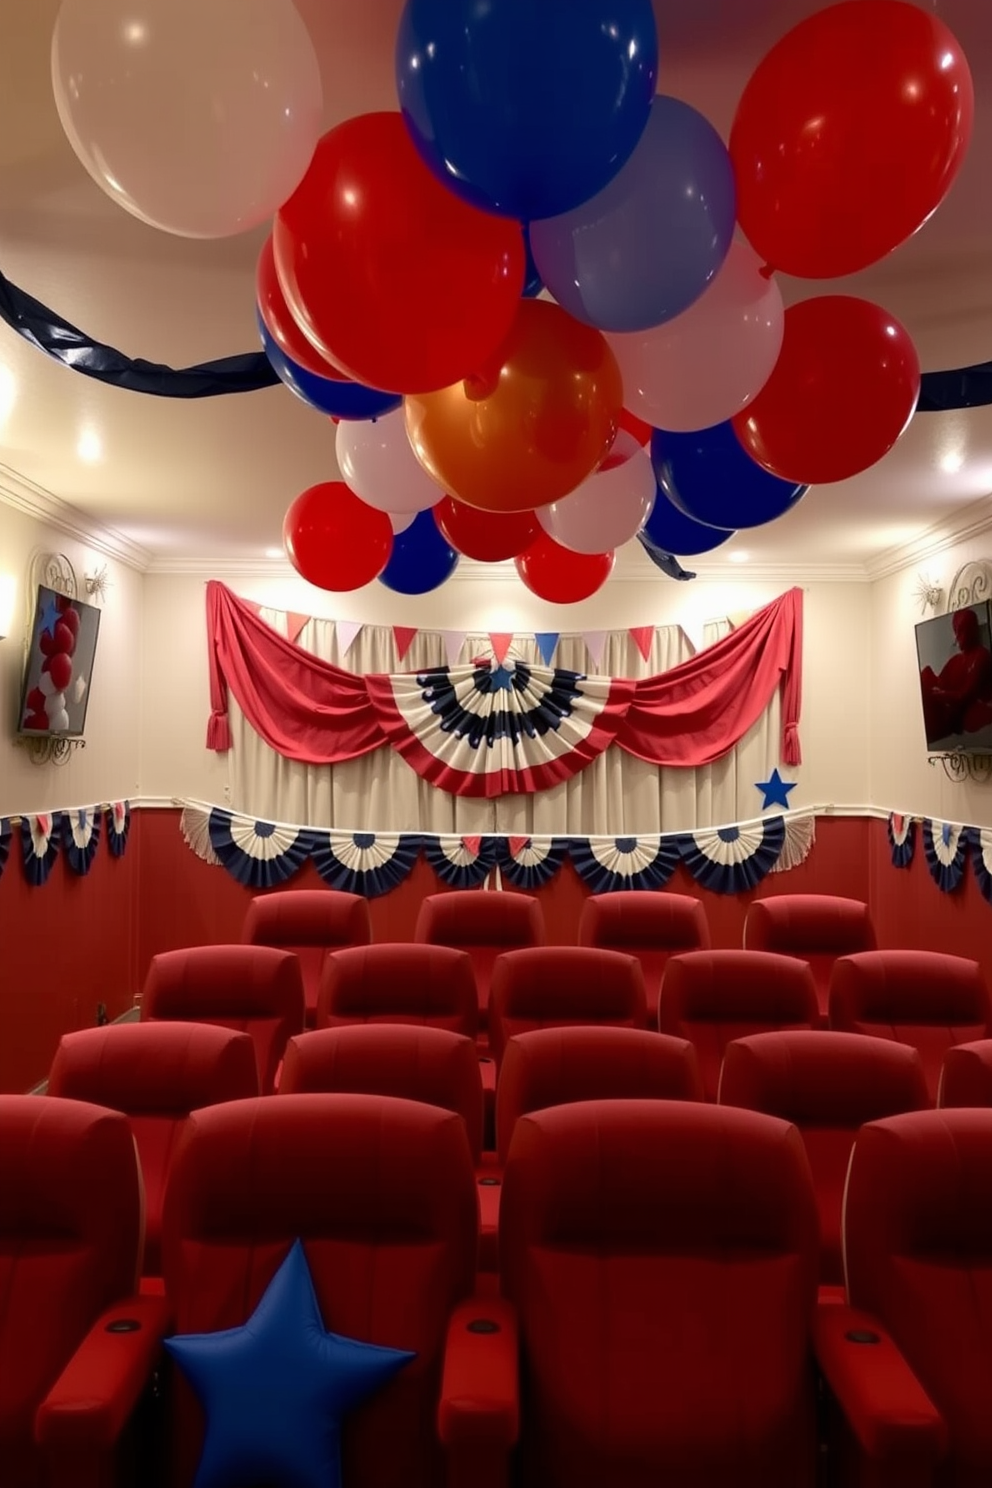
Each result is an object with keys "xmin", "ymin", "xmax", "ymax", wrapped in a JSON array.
[
  {"xmin": 530, "ymin": 96, "xmax": 736, "ymax": 333},
  {"xmin": 257, "ymin": 314, "xmax": 401, "ymax": 422},
  {"xmin": 642, "ymin": 483, "xmax": 734, "ymax": 557},
  {"xmin": 379, "ymin": 510, "xmax": 458, "ymax": 595},
  {"xmin": 651, "ymin": 421, "xmax": 809, "ymax": 531},
  {"xmin": 396, "ymin": 0, "xmax": 658, "ymax": 221}
]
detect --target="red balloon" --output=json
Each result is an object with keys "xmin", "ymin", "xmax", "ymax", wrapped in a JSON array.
[
  {"xmin": 23, "ymin": 711, "xmax": 49, "ymax": 731},
  {"xmin": 53, "ymin": 620, "xmax": 75, "ymax": 656},
  {"xmin": 60, "ymin": 606, "xmax": 81, "ymax": 637},
  {"xmin": 256, "ymin": 236, "xmax": 348, "ymax": 381},
  {"xmin": 619, "ymin": 407, "xmax": 653, "ymax": 448},
  {"xmin": 38, "ymin": 629, "xmax": 57, "ymax": 657},
  {"xmin": 45, "ymin": 651, "xmax": 73, "ymax": 693},
  {"xmin": 274, "ymin": 113, "xmax": 525, "ymax": 395},
  {"xmin": 434, "ymin": 498, "xmax": 539, "ymax": 562},
  {"xmin": 283, "ymin": 481, "xmax": 393, "ymax": 592},
  {"xmin": 730, "ymin": 1, "xmax": 973, "ymax": 278},
  {"xmin": 25, "ymin": 687, "xmax": 46, "ymax": 713},
  {"xmin": 732, "ymin": 296, "xmax": 920, "ymax": 485},
  {"xmin": 515, "ymin": 534, "xmax": 615, "ymax": 604}
]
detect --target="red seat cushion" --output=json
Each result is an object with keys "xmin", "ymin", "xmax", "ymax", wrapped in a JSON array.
[
  {"xmin": 488, "ymin": 947, "xmax": 647, "ymax": 1067},
  {"xmin": 316, "ymin": 944, "xmax": 479, "ymax": 1039},
  {"xmin": 414, "ymin": 891, "xmax": 545, "ymax": 1028}
]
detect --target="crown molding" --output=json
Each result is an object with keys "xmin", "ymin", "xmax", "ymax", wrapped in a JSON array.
[
  {"xmin": 0, "ymin": 464, "xmax": 151, "ymax": 571},
  {"xmin": 865, "ymin": 491, "xmax": 992, "ymax": 582}
]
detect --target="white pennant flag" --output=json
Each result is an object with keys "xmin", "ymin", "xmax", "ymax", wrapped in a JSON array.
[{"xmin": 335, "ymin": 619, "xmax": 363, "ymax": 659}]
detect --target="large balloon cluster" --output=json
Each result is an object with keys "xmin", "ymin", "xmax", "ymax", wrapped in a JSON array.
[
  {"xmin": 22, "ymin": 596, "xmax": 80, "ymax": 733},
  {"xmin": 52, "ymin": 0, "xmax": 974, "ymax": 601}
]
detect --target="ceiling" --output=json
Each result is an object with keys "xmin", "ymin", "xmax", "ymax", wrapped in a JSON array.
[{"xmin": 2, "ymin": 0, "xmax": 992, "ymax": 581}]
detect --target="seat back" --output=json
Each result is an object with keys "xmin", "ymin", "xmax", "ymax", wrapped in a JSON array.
[
  {"xmin": 0, "ymin": 1096, "xmax": 142, "ymax": 1488},
  {"xmin": 745, "ymin": 895, "xmax": 876, "ymax": 1020},
  {"xmin": 578, "ymin": 891, "xmax": 710, "ymax": 1007},
  {"xmin": 414, "ymin": 891, "xmax": 546, "ymax": 1027},
  {"xmin": 500, "ymin": 1099, "xmax": 819, "ymax": 1488},
  {"xmin": 659, "ymin": 951, "xmax": 820, "ymax": 1100},
  {"xmin": 939, "ymin": 1040, "xmax": 992, "ymax": 1108},
  {"xmin": 317, "ymin": 944, "xmax": 479, "ymax": 1039},
  {"xmin": 496, "ymin": 1025, "xmax": 702, "ymax": 1165},
  {"xmin": 845, "ymin": 1108, "xmax": 992, "ymax": 1479},
  {"xmin": 141, "ymin": 945, "xmax": 305, "ymax": 1094},
  {"xmin": 280, "ymin": 1024, "xmax": 485, "ymax": 1163},
  {"xmin": 719, "ymin": 1030, "xmax": 929, "ymax": 1285},
  {"xmin": 48, "ymin": 1022, "xmax": 259, "ymax": 1276},
  {"xmin": 162, "ymin": 1094, "xmax": 477, "ymax": 1488},
  {"xmin": 242, "ymin": 889, "xmax": 372, "ymax": 1022},
  {"xmin": 488, "ymin": 947, "xmax": 647, "ymax": 1066},
  {"xmin": 829, "ymin": 950, "xmax": 992, "ymax": 1102}
]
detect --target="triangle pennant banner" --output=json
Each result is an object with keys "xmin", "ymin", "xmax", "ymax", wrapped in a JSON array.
[
  {"xmin": 534, "ymin": 632, "xmax": 559, "ymax": 666},
  {"xmin": 286, "ymin": 612, "xmax": 310, "ymax": 645},
  {"xmin": 441, "ymin": 631, "xmax": 466, "ymax": 668},
  {"xmin": 583, "ymin": 630, "xmax": 608, "ymax": 668},
  {"xmin": 629, "ymin": 625, "xmax": 654, "ymax": 662},
  {"xmin": 489, "ymin": 633, "xmax": 513, "ymax": 665},
  {"xmin": 393, "ymin": 626, "xmax": 419, "ymax": 662},
  {"xmin": 334, "ymin": 619, "xmax": 363, "ymax": 658}
]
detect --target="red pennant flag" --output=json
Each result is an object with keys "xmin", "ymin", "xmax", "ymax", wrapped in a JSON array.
[
  {"xmin": 462, "ymin": 835, "xmax": 483, "ymax": 857},
  {"xmin": 630, "ymin": 625, "xmax": 654, "ymax": 662},
  {"xmin": 489, "ymin": 633, "xmax": 513, "ymax": 665},
  {"xmin": 286, "ymin": 612, "xmax": 310, "ymax": 645},
  {"xmin": 508, "ymin": 836, "xmax": 532, "ymax": 858},
  {"xmin": 393, "ymin": 626, "xmax": 419, "ymax": 662}
]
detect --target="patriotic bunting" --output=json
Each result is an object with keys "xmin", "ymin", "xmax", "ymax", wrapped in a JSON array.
[
  {"xmin": 207, "ymin": 809, "xmax": 313, "ymax": 889},
  {"xmin": 677, "ymin": 817, "xmax": 788, "ymax": 894},
  {"xmin": 0, "ymin": 817, "xmax": 10, "ymax": 881},
  {"xmin": 570, "ymin": 836, "xmax": 680, "ymax": 894},
  {"xmin": 21, "ymin": 813, "xmax": 61, "ymax": 886},
  {"xmin": 393, "ymin": 626, "xmax": 418, "ymax": 663},
  {"xmin": 629, "ymin": 626, "xmax": 654, "ymax": 662},
  {"xmin": 534, "ymin": 633, "xmax": 559, "ymax": 666},
  {"xmin": 887, "ymin": 813, "xmax": 916, "ymax": 868},
  {"xmin": 310, "ymin": 830, "xmax": 420, "ymax": 898},
  {"xmin": 968, "ymin": 827, "xmax": 992, "ymax": 905},
  {"xmin": 922, "ymin": 819, "xmax": 968, "ymax": 894},
  {"xmin": 62, "ymin": 807, "xmax": 102, "ymax": 876},
  {"xmin": 106, "ymin": 801, "xmax": 131, "ymax": 857},
  {"xmin": 421, "ymin": 835, "xmax": 501, "ymax": 888},
  {"xmin": 495, "ymin": 835, "xmax": 570, "ymax": 891},
  {"xmin": 335, "ymin": 619, "xmax": 363, "ymax": 658},
  {"xmin": 489, "ymin": 634, "xmax": 513, "ymax": 666}
]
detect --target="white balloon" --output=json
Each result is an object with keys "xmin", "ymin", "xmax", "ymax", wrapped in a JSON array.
[
  {"xmin": 390, "ymin": 511, "xmax": 416, "ymax": 534},
  {"xmin": 72, "ymin": 675, "xmax": 88, "ymax": 704},
  {"xmin": 336, "ymin": 408, "xmax": 444, "ymax": 516},
  {"xmin": 38, "ymin": 672, "xmax": 58, "ymax": 698},
  {"xmin": 45, "ymin": 691, "xmax": 67, "ymax": 722},
  {"xmin": 538, "ymin": 431, "xmax": 656, "ymax": 554}
]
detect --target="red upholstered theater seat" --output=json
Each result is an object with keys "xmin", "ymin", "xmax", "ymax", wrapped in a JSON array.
[
  {"xmin": 161, "ymin": 1094, "xmax": 516, "ymax": 1488},
  {"xmin": 0, "ymin": 1095, "xmax": 147, "ymax": 1488},
  {"xmin": 814, "ymin": 1109, "xmax": 992, "ymax": 1486},
  {"xmin": 495, "ymin": 1025, "xmax": 702, "ymax": 1165},
  {"xmin": 939, "ymin": 1040, "xmax": 992, "ymax": 1107},
  {"xmin": 658, "ymin": 950, "xmax": 820, "ymax": 1101},
  {"xmin": 141, "ymin": 945, "xmax": 305, "ymax": 1094},
  {"xmin": 241, "ymin": 888, "xmax": 372, "ymax": 1027},
  {"xmin": 577, "ymin": 891, "xmax": 710, "ymax": 1014},
  {"xmin": 500, "ymin": 1098, "xmax": 820, "ymax": 1488},
  {"xmin": 829, "ymin": 950, "xmax": 992, "ymax": 1104},
  {"xmin": 414, "ymin": 890, "xmax": 546, "ymax": 1031},
  {"xmin": 48, "ymin": 1021, "xmax": 259, "ymax": 1279},
  {"xmin": 719, "ymin": 1030, "xmax": 929, "ymax": 1289},
  {"xmin": 744, "ymin": 894, "xmax": 876, "ymax": 1023},
  {"xmin": 316, "ymin": 943, "xmax": 479, "ymax": 1039},
  {"xmin": 487, "ymin": 947, "xmax": 647, "ymax": 1068}
]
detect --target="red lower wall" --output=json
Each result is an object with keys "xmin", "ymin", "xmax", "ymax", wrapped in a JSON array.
[{"xmin": 1, "ymin": 808, "xmax": 988, "ymax": 1093}]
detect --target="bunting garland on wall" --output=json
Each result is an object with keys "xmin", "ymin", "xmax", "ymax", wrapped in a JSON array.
[
  {"xmin": 569, "ymin": 835, "xmax": 680, "ymax": 894},
  {"xmin": 886, "ymin": 813, "xmax": 916, "ymax": 869},
  {"xmin": 0, "ymin": 817, "xmax": 9, "ymax": 878},
  {"xmin": 62, "ymin": 807, "xmax": 102, "ymax": 876},
  {"xmin": 922, "ymin": 819, "xmax": 970, "ymax": 894},
  {"xmin": 310, "ymin": 830, "xmax": 420, "ymax": 897},
  {"xmin": 968, "ymin": 827, "xmax": 992, "ymax": 906},
  {"xmin": 106, "ymin": 801, "xmax": 131, "ymax": 858},
  {"xmin": 21, "ymin": 813, "xmax": 61, "ymax": 887},
  {"xmin": 0, "ymin": 801, "xmax": 131, "ymax": 886}
]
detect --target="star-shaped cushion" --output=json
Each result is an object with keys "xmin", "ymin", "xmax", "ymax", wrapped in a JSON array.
[{"xmin": 164, "ymin": 1238, "xmax": 414, "ymax": 1488}]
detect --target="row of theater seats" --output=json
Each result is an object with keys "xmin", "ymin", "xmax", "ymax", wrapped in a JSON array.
[{"xmin": 6, "ymin": 1085, "xmax": 992, "ymax": 1488}]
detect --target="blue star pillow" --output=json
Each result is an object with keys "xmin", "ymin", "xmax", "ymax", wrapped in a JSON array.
[{"xmin": 164, "ymin": 1238, "xmax": 414, "ymax": 1488}]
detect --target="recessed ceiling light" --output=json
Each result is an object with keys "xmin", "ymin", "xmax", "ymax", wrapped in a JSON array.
[
  {"xmin": 940, "ymin": 450, "xmax": 964, "ymax": 473},
  {"xmin": 728, "ymin": 551, "xmax": 749, "ymax": 564},
  {"xmin": 77, "ymin": 428, "xmax": 102, "ymax": 463}
]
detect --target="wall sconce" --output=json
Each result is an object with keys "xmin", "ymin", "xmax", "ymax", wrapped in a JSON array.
[{"xmin": 0, "ymin": 574, "xmax": 15, "ymax": 639}]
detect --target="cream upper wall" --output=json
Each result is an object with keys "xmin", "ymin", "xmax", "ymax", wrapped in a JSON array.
[
  {"xmin": 138, "ymin": 567, "xmax": 871, "ymax": 815},
  {"xmin": 869, "ymin": 532, "xmax": 992, "ymax": 827},
  {"xmin": 0, "ymin": 502, "xmax": 142, "ymax": 817}
]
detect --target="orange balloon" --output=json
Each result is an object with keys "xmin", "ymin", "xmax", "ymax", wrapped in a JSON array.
[{"xmin": 405, "ymin": 300, "xmax": 623, "ymax": 513}]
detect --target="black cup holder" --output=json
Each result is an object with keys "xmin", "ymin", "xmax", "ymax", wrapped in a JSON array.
[
  {"xmin": 467, "ymin": 1318, "xmax": 501, "ymax": 1335},
  {"xmin": 845, "ymin": 1329, "xmax": 881, "ymax": 1345},
  {"xmin": 106, "ymin": 1318, "xmax": 142, "ymax": 1334},
  {"xmin": 478, "ymin": 1176, "xmax": 501, "ymax": 1187}
]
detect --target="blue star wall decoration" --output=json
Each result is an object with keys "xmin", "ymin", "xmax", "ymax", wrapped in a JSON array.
[
  {"xmin": 755, "ymin": 768, "xmax": 797, "ymax": 811},
  {"xmin": 164, "ymin": 1238, "xmax": 414, "ymax": 1488}
]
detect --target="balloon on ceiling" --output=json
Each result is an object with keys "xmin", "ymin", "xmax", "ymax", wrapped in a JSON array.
[{"xmin": 49, "ymin": 0, "xmax": 974, "ymax": 597}]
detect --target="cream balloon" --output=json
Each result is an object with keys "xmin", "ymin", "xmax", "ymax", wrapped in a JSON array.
[
  {"xmin": 537, "ymin": 431, "xmax": 656, "ymax": 554},
  {"xmin": 608, "ymin": 241, "xmax": 784, "ymax": 432},
  {"xmin": 336, "ymin": 409, "xmax": 445, "ymax": 516},
  {"xmin": 51, "ymin": 0, "xmax": 323, "ymax": 238}
]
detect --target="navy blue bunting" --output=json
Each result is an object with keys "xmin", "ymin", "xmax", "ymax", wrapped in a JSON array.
[
  {"xmin": 310, "ymin": 831, "xmax": 420, "ymax": 898},
  {"xmin": 106, "ymin": 801, "xmax": 131, "ymax": 858},
  {"xmin": 208, "ymin": 809, "xmax": 312, "ymax": 888},
  {"xmin": 62, "ymin": 807, "xmax": 102, "ymax": 876},
  {"xmin": 421, "ymin": 835, "xmax": 501, "ymax": 888},
  {"xmin": 570, "ymin": 835, "xmax": 680, "ymax": 893},
  {"xmin": 677, "ymin": 817, "xmax": 787, "ymax": 894},
  {"xmin": 419, "ymin": 662, "xmax": 582, "ymax": 746},
  {"xmin": 494, "ymin": 835, "xmax": 570, "ymax": 890},
  {"xmin": 21, "ymin": 812, "xmax": 61, "ymax": 887},
  {"xmin": 922, "ymin": 819, "xmax": 968, "ymax": 893},
  {"xmin": 968, "ymin": 827, "xmax": 992, "ymax": 905},
  {"xmin": 0, "ymin": 817, "xmax": 10, "ymax": 880},
  {"xmin": 887, "ymin": 812, "xmax": 916, "ymax": 869}
]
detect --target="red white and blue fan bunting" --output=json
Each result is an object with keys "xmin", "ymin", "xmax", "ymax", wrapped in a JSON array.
[
  {"xmin": 922, "ymin": 819, "xmax": 968, "ymax": 893},
  {"xmin": 421, "ymin": 834, "xmax": 501, "ymax": 888},
  {"xmin": 62, "ymin": 807, "xmax": 102, "ymax": 876},
  {"xmin": 368, "ymin": 661, "xmax": 632, "ymax": 797},
  {"xmin": 106, "ymin": 800, "xmax": 131, "ymax": 857},
  {"xmin": 21, "ymin": 812, "xmax": 61, "ymax": 886},
  {"xmin": 968, "ymin": 827, "xmax": 992, "ymax": 905},
  {"xmin": 310, "ymin": 830, "xmax": 420, "ymax": 898},
  {"xmin": 0, "ymin": 817, "xmax": 9, "ymax": 881},
  {"xmin": 678, "ymin": 817, "xmax": 787, "ymax": 894},
  {"xmin": 207, "ymin": 808, "xmax": 313, "ymax": 888},
  {"xmin": 887, "ymin": 812, "xmax": 916, "ymax": 868},
  {"xmin": 495, "ymin": 835, "xmax": 570, "ymax": 890},
  {"xmin": 570, "ymin": 836, "xmax": 680, "ymax": 894}
]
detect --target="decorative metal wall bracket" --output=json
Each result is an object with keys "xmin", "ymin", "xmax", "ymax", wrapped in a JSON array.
[{"xmin": 928, "ymin": 750, "xmax": 992, "ymax": 784}]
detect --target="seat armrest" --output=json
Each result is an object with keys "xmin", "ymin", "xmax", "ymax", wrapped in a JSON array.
[
  {"xmin": 439, "ymin": 1295, "xmax": 518, "ymax": 1488},
  {"xmin": 813, "ymin": 1302, "xmax": 948, "ymax": 1466},
  {"xmin": 36, "ymin": 1292, "xmax": 173, "ymax": 1464}
]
